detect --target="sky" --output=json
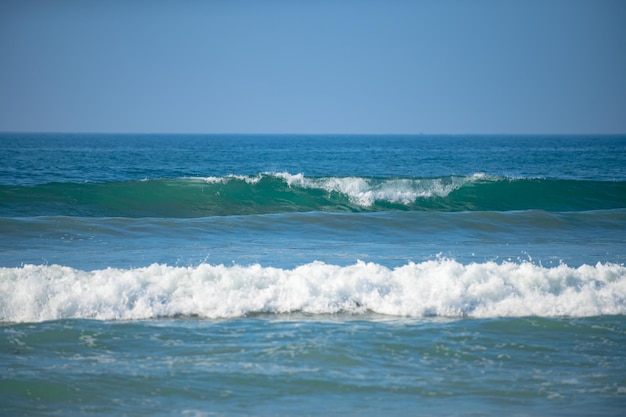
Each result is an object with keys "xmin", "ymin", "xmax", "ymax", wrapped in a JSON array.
[{"xmin": 1, "ymin": 0, "xmax": 625, "ymax": 135}]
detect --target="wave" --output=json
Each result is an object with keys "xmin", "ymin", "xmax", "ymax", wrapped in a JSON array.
[
  {"xmin": 1, "ymin": 260, "xmax": 625, "ymax": 323},
  {"xmin": 1, "ymin": 173, "xmax": 625, "ymax": 217}
]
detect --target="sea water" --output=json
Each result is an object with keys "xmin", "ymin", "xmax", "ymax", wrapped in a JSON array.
[{"xmin": 1, "ymin": 134, "xmax": 625, "ymax": 416}]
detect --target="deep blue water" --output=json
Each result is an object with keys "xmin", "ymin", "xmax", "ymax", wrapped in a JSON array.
[{"xmin": 1, "ymin": 134, "xmax": 626, "ymax": 416}]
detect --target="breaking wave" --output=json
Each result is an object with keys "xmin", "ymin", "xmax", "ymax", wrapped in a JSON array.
[
  {"xmin": 1, "ymin": 173, "xmax": 625, "ymax": 217},
  {"xmin": 2, "ymin": 260, "xmax": 625, "ymax": 323}
]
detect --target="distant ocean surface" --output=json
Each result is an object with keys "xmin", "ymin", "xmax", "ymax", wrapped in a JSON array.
[{"xmin": 1, "ymin": 134, "xmax": 625, "ymax": 416}]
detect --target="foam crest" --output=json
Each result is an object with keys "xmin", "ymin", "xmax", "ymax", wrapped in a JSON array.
[
  {"xmin": 1, "ymin": 260, "xmax": 625, "ymax": 323},
  {"xmin": 199, "ymin": 174, "xmax": 263, "ymax": 184},
  {"xmin": 193, "ymin": 172, "xmax": 482, "ymax": 207},
  {"xmin": 276, "ymin": 172, "xmax": 482, "ymax": 206}
]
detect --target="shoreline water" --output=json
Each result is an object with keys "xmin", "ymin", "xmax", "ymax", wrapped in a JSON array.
[{"xmin": 3, "ymin": 315, "xmax": 626, "ymax": 416}]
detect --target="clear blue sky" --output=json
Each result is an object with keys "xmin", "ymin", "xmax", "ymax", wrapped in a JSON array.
[{"xmin": 1, "ymin": 0, "xmax": 625, "ymax": 134}]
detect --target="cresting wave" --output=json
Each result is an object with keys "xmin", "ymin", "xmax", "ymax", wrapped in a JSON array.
[
  {"xmin": 1, "ymin": 173, "xmax": 625, "ymax": 217},
  {"xmin": 1, "ymin": 260, "xmax": 625, "ymax": 323},
  {"xmin": 200, "ymin": 172, "xmax": 482, "ymax": 206}
]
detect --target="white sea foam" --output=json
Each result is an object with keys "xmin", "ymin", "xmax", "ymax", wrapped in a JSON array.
[
  {"xmin": 276, "ymin": 172, "xmax": 488, "ymax": 206},
  {"xmin": 1, "ymin": 260, "xmax": 625, "ymax": 323},
  {"xmin": 198, "ymin": 174, "xmax": 263, "ymax": 184},
  {"xmin": 191, "ymin": 173, "xmax": 491, "ymax": 206}
]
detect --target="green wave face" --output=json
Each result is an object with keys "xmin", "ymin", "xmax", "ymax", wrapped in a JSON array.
[{"xmin": 1, "ymin": 173, "xmax": 625, "ymax": 217}]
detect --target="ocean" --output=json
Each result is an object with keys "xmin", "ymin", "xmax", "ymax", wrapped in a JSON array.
[{"xmin": 1, "ymin": 134, "xmax": 625, "ymax": 416}]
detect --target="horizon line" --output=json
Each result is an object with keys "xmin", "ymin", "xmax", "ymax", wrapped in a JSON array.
[{"xmin": 1, "ymin": 131, "xmax": 625, "ymax": 137}]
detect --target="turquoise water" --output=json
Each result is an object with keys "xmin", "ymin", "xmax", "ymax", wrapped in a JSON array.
[
  {"xmin": 1, "ymin": 134, "xmax": 626, "ymax": 415},
  {"xmin": 3, "ymin": 317, "xmax": 625, "ymax": 416}
]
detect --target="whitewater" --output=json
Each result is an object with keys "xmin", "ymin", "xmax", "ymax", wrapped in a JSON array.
[{"xmin": 2, "ymin": 260, "xmax": 626, "ymax": 323}]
